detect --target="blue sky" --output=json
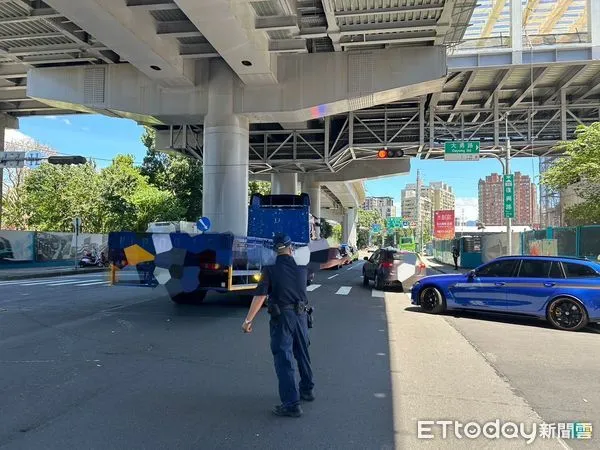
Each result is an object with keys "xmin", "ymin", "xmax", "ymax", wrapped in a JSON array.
[
  {"xmin": 17, "ymin": 114, "xmax": 539, "ymax": 221},
  {"xmin": 19, "ymin": 114, "xmax": 148, "ymax": 167}
]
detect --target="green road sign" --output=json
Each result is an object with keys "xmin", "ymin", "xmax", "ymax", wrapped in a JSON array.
[
  {"xmin": 444, "ymin": 141, "xmax": 480, "ymax": 161},
  {"xmin": 386, "ymin": 217, "xmax": 404, "ymax": 229},
  {"xmin": 503, "ymin": 174, "xmax": 515, "ymax": 219}
]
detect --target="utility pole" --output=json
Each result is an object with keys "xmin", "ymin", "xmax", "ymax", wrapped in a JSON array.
[{"xmin": 416, "ymin": 169, "xmax": 422, "ymax": 253}]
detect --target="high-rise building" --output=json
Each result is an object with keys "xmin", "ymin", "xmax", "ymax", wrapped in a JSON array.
[
  {"xmin": 402, "ymin": 181, "xmax": 455, "ymax": 229},
  {"xmin": 428, "ymin": 182, "xmax": 455, "ymax": 211},
  {"xmin": 478, "ymin": 172, "xmax": 538, "ymax": 226},
  {"xmin": 401, "ymin": 184, "xmax": 432, "ymax": 227},
  {"xmin": 363, "ymin": 196, "xmax": 396, "ymax": 219}
]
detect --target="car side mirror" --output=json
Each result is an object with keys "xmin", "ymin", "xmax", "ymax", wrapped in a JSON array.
[
  {"xmin": 468, "ymin": 270, "xmax": 476, "ymax": 279},
  {"xmin": 363, "ymin": 257, "xmax": 369, "ymax": 261}
]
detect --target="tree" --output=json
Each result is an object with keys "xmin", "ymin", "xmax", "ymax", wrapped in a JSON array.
[
  {"xmin": 2, "ymin": 134, "xmax": 58, "ymax": 230},
  {"xmin": 22, "ymin": 162, "xmax": 102, "ymax": 232},
  {"xmin": 98, "ymin": 154, "xmax": 184, "ymax": 232},
  {"xmin": 332, "ymin": 223, "xmax": 342, "ymax": 243},
  {"xmin": 320, "ymin": 219, "xmax": 333, "ymax": 239},
  {"xmin": 356, "ymin": 209, "xmax": 384, "ymax": 249},
  {"xmin": 248, "ymin": 180, "xmax": 271, "ymax": 199},
  {"xmin": 140, "ymin": 126, "xmax": 203, "ymax": 221},
  {"xmin": 542, "ymin": 123, "xmax": 600, "ymax": 225}
]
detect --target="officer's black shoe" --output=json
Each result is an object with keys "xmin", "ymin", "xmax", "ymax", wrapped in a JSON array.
[
  {"xmin": 272, "ymin": 404, "xmax": 303, "ymax": 418},
  {"xmin": 300, "ymin": 391, "xmax": 315, "ymax": 402}
]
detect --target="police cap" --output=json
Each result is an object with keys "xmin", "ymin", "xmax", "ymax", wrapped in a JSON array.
[{"xmin": 273, "ymin": 233, "xmax": 292, "ymax": 251}]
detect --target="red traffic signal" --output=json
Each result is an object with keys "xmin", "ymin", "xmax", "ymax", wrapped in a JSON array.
[{"xmin": 377, "ymin": 149, "xmax": 404, "ymax": 159}]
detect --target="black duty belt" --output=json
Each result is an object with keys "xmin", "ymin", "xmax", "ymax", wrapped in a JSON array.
[{"xmin": 280, "ymin": 303, "xmax": 308, "ymax": 311}]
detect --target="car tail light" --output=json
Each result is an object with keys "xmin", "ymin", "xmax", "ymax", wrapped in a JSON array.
[
  {"xmin": 381, "ymin": 261, "xmax": 393, "ymax": 269},
  {"xmin": 200, "ymin": 263, "xmax": 221, "ymax": 270}
]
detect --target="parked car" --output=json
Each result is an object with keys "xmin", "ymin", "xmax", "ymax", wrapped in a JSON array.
[
  {"xmin": 411, "ymin": 255, "xmax": 600, "ymax": 332},
  {"xmin": 362, "ymin": 248, "xmax": 405, "ymax": 290}
]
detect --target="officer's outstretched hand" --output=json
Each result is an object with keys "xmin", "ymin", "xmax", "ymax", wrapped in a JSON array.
[{"xmin": 242, "ymin": 320, "xmax": 253, "ymax": 333}]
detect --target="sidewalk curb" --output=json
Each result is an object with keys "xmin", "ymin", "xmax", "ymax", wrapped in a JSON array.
[
  {"xmin": 0, "ymin": 267, "xmax": 107, "ymax": 281},
  {"xmin": 416, "ymin": 253, "xmax": 450, "ymax": 275}
]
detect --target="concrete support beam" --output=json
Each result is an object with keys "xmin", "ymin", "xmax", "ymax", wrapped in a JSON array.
[
  {"xmin": 203, "ymin": 60, "xmax": 249, "ymax": 236},
  {"xmin": 271, "ymin": 173, "xmax": 298, "ymax": 194},
  {"xmin": 126, "ymin": 0, "xmax": 179, "ymax": 11},
  {"xmin": 28, "ymin": 46, "xmax": 446, "ymax": 125},
  {"xmin": 174, "ymin": 0, "xmax": 278, "ymax": 85},
  {"xmin": 43, "ymin": 0, "xmax": 194, "ymax": 87},
  {"xmin": 321, "ymin": 0, "xmax": 341, "ymax": 51},
  {"xmin": 303, "ymin": 180, "xmax": 321, "ymax": 219},
  {"xmin": 342, "ymin": 208, "xmax": 357, "ymax": 247},
  {"xmin": 511, "ymin": 0, "xmax": 523, "ymax": 64}
]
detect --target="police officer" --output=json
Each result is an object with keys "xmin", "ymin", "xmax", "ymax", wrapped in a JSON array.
[{"xmin": 241, "ymin": 233, "xmax": 314, "ymax": 418}]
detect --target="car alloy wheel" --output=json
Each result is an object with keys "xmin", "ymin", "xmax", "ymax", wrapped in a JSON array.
[
  {"xmin": 419, "ymin": 286, "xmax": 445, "ymax": 314},
  {"xmin": 547, "ymin": 298, "xmax": 588, "ymax": 331}
]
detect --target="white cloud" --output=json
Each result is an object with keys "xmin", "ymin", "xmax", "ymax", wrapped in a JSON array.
[
  {"xmin": 63, "ymin": 118, "xmax": 71, "ymax": 125},
  {"xmin": 455, "ymin": 197, "xmax": 478, "ymax": 221},
  {"xmin": 43, "ymin": 115, "xmax": 58, "ymax": 120},
  {"xmin": 5, "ymin": 129, "xmax": 37, "ymax": 146}
]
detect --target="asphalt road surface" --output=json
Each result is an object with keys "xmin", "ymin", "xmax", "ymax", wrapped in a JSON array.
[{"xmin": 0, "ymin": 256, "xmax": 598, "ymax": 449}]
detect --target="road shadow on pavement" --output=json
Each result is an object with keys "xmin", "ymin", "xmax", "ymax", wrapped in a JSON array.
[{"xmin": 1, "ymin": 288, "xmax": 396, "ymax": 449}]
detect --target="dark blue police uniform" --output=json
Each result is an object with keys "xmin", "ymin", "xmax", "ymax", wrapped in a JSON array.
[{"xmin": 255, "ymin": 240, "xmax": 314, "ymax": 412}]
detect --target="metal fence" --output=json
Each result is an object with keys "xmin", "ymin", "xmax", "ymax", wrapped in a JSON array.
[{"xmin": 433, "ymin": 225, "xmax": 600, "ymax": 268}]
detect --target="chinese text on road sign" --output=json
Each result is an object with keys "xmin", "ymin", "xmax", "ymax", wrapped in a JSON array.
[
  {"xmin": 504, "ymin": 174, "xmax": 515, "ymax": 219},
  {"xmin": 444, "ymin": 141, "xmax": 480, "ymax": 161}
]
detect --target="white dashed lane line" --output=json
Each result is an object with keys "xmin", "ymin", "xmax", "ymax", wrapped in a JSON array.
[
  {"xmin": 335, "ymin": 286, "xmax": 352, "ymax": 295},
  {"xmin": 306, "ymin": 284, "xmax": 321, "ymax": 292},
  {"xmin": 371, "ymin": 290, "xmax": 385, "ymax": 298},
  {"xmin": 327, "ymin": 274, "xmax": 339, "ymax": 279}
]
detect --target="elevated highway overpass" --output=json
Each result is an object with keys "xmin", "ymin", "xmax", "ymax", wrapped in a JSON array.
[{"xmin": 0, "ymin": 0, "xmax": 598, "ymax": 238}]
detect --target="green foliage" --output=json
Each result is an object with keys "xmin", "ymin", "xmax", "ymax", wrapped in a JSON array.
[
  {"xmin": 332, "ymin": 223, "xmax": 342, "ymax": 244},
  {"xmin": 358, "ymin": 209, "xmax": 384, "ymax": 228},
  {"xmin": 320, "ymin": 219, "xmax": 333, "ymax": 239},
  {"xmin": 22, "ymin": 162, "xmax": 101, "ymax": 232},
  {"xmin": 8, "ymin": 153, "xmax": 182, "ymax": 233},
  {"xmin": 357, "ymin": 208, "xmax": 384, "ymax": 249},
  {"xmin": 248, "ymin": 180, "xmax": 271, "ymax": 199},
  {"xmin": 140, "ymin": 127, "xmax": 203, "ymax": 221},
  {"xmin": 542, "ymin": 123, "xmax": 600, "ymax": 225}
]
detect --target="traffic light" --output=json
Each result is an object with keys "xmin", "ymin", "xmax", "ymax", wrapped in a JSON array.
[
  {"xmin": 47, "ymin": 155, "xmax": 88, "ymax": 165},
  {"xmin": 377, "ymin": 149, "xmax": 404, "ymax": 158}
]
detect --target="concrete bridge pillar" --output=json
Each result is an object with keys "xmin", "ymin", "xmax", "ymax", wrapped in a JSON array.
[
  {"xmin": 202, "ymin": 60, "xmax": 249, "ymax": 236},
  {"xmin": 342, "ymin": 208, "xmax": 357, "ymax": 247},
  {"xmin": 271, "ymin": 173, "xmax": 298, "ymax": 195}
]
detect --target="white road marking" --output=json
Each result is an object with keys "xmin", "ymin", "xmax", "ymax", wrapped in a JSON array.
[
  {"xmin": 75, "ymin": 281, "xmax": 110, "ymax": 286},
  {"xmin": 371, "ymin": 290, "xmax": 385, "ymax": 298},
  {"xmin": 328, "ymin": 274, "xmax": 339, "ymax": 279},
  {"xmin": 335, "ymin": 286, "xmax": 352, "ymax": 295},
  {"xmin": 2, "ymin": 277, "xmax": 99, "ymax": 286},
  {"xmin": 306, "ymin": 284, "xmax": 321, "ymax": 292},
  {"xmin": 46, "ymin": 279, "xmax": 102, "ymax": 286}
]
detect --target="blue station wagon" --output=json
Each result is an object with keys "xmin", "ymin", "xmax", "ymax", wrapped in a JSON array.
[{"xmin": 411, "ymin": 256, "xmax": 600, "ymax": 331}]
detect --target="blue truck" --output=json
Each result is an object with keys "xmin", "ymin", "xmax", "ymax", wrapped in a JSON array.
[{"xmin": 108, "ymin": 194, "xmax": 328, "ymax": 304}]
